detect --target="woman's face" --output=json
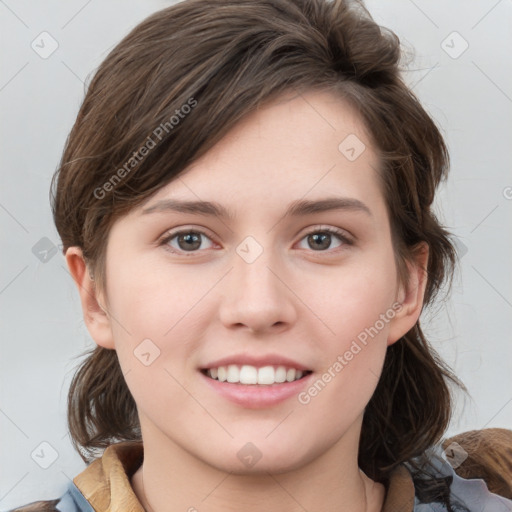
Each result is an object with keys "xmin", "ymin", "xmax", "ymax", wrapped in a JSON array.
[{"xmin": 82, "ymin": 89, "xmax": 423, "ymax": 473}]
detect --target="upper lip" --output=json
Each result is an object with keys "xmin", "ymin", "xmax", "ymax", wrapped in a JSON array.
[{"xmin": 201, "ymin": 354, "xmax": 311, "ymax": 372}]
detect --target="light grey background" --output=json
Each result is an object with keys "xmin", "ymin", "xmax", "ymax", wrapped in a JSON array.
[{"xmin": 1, "ymin": 0, "xmax": 511, "ymax": 508}]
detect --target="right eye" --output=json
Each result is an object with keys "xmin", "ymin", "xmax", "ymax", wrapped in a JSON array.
[{"xmin": 159, "ymin": 228, "xmax": 217, "ymax": 256}]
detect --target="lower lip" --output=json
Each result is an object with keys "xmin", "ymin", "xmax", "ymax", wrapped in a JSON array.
[{"xmin": 200, "ymin": 371, "xmax": 314, "ymax": 409}]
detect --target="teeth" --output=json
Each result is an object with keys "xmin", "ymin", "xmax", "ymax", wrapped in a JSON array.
[
  {"xmin": 226, "ymin": 364, "xmax": 239, "ymax": 383},
  {"xmin": 275, "ymin": 366, "xmax": 287, "ymax": 383},
  {"xmin": 217, "ymin": 366, "xmax": 227, "ymax": 382},
  {"xmin": 240, "ymin": 365, "xmax": 258, "ymax": 384},
  {"xmin": 206, "ymin": 364, "xmax": 307, "ymax": 385},
  {"xmin": 258, "ymin": 366, "xmax": 275, "ymax": 385}
]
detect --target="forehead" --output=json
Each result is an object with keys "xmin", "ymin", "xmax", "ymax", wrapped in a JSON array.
[{"xmin": 136, "ymin": 89, "xmax": 384, "ymax": 215}]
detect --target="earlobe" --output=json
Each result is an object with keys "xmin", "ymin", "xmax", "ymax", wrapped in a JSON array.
[
  {"xmin": 387, "ymin": 242, "xmax": 429, "ymax": 346},
  {"xmin": 65, "ymin": 247, "xmax": 115, "ymax": 350}
]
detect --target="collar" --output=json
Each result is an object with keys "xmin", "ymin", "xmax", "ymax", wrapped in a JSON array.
[{"xmin": 73, "ymin": 441, "xmax": 415, "ymax": 511}]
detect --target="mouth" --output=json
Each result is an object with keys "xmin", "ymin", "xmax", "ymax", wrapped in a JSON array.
[{"xmin": 200, "ymin": 364, "xmax": 313, "ymax": 385}]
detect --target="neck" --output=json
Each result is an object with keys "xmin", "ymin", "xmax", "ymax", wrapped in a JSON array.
[{"xmin": 131, "ymin": 421, "xmax": 385, "ymax": 512}]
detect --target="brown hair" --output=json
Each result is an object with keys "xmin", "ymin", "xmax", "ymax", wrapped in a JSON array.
[{"xmin": 51, "ymin": 0, "xmax": 464, "ymax": 481}]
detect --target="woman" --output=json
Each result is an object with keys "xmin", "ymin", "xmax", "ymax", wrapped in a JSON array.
[{"xmin": 9, "ymin": 0, "xmax": 512, "ymax": 510}]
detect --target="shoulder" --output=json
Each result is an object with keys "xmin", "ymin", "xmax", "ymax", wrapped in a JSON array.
[
  {"xmin": 442, "ymin": 427, "xmax": 512, "ymax": 499},
  {"xmin": 404, "ymin": 428, "xmax": 512, "ymax": 510},
  {"xmin": 5, "ymin": 481, "xmax": 94, "ymax": 512},
  {"xmin": 6, "ymin": 499, "xmax": 60, "ymax": 512}
]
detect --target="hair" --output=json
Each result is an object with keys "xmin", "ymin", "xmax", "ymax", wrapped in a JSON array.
[{"xmin": 51, "ymin": 0, "xmax": 465, "ymax": 485}]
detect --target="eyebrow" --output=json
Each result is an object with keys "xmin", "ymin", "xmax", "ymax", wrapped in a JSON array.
[{"xmin": 141, "ymin": 196, "xmax": 372, "ymax": 220}]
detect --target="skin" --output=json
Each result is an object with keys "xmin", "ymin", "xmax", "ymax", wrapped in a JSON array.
[{"xmin": 66, "ymin": 89, "xmax": 428, "ymax": 512}]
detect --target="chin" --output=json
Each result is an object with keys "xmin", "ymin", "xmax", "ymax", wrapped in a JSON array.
[{"xmin": 197, "ymin": 440, "xmax": 318, "ymax": 476}]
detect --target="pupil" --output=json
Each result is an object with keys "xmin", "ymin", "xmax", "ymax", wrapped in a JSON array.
[
  {"xmin": 180, "ymin": 233, "xmax": 200, "ymax": 250},
  {"xmin": 310, "ymin": 233, "xmax": 329, "ymax": 250}
]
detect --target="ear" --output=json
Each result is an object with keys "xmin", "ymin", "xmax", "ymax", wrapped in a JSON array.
[
  {"xmin": 65, "ymin": 247, "xmax": 115, "ymax": 350},
  {"xmin": 387, "ymin": 242, "xmax": 429, "ymax": 346}
]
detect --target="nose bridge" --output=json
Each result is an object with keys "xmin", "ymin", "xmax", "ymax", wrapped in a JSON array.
[
  {"xmin": 219, "ymin": 234, "xmax": 296, "ymax": 331},
  {"xmin": 233, "ymin": 235, "xmax": 282, "ymax": 303}
]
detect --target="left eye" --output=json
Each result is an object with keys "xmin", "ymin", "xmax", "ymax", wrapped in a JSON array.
[{"xmin": 296, "ymin": 228, "xmax": 350, "ymax": 252}]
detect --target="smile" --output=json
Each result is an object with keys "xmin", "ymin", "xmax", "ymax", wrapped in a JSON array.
[{"xmin": 202, "ymin": 364, "xmax": 312, "ymax": 385}]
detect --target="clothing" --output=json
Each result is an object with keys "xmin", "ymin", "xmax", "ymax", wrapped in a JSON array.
[{"xmin": 6, "ymin": 428, "xmax": 512, "ymax": 512}]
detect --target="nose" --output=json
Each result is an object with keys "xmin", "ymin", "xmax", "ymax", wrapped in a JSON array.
[{"xmin": 218, "ymin": 241, "xmax": 297, "ymax": 335}]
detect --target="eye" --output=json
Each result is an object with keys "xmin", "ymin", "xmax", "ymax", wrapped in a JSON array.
[
  {"xmin": 159, "ymin": 225, "xmax": 353, "ymax": 256},
  {"xmin": 297, "ymin": 226, "xmax": 353, "ymax": 252},
  {"xmin": 160, "ymin": 229, "xmax": 216, "ymax": 255}
]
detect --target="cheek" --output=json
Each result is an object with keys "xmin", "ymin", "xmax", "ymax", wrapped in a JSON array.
[
  {"xmin": 297, "ymin": 267, "xmax": 396, "ymax": 416},
  {"xmin": 316, "ymin": 253, "xmax": 398, "ymax": 346},
  {"xmin": 105, "ymin": 258, "xmax": 222, "ymax": 412},
  {"xmin": 107, "ymin": 257, "xmax": 205, "ymax": 339},
  {"xmin": 301, "ymin": 253, "xmax": 397, "ymax": 399},
  {"xmin": 106, "ymin": 267, "xmax": 202, "ymax": 415},
  {"xmin": 296, "ymin": 340, "xmax": 386, "ymax": 451}
]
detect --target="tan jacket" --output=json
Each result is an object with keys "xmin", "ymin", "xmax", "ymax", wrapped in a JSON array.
[{"xmin": 9, "ymin": 428, "xmax": 512, "ymax": 511}]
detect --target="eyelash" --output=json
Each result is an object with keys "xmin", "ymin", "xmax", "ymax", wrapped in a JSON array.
[{"xmin": 159, "ymin": 226, "xmax": 353, "ymax": 257}]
